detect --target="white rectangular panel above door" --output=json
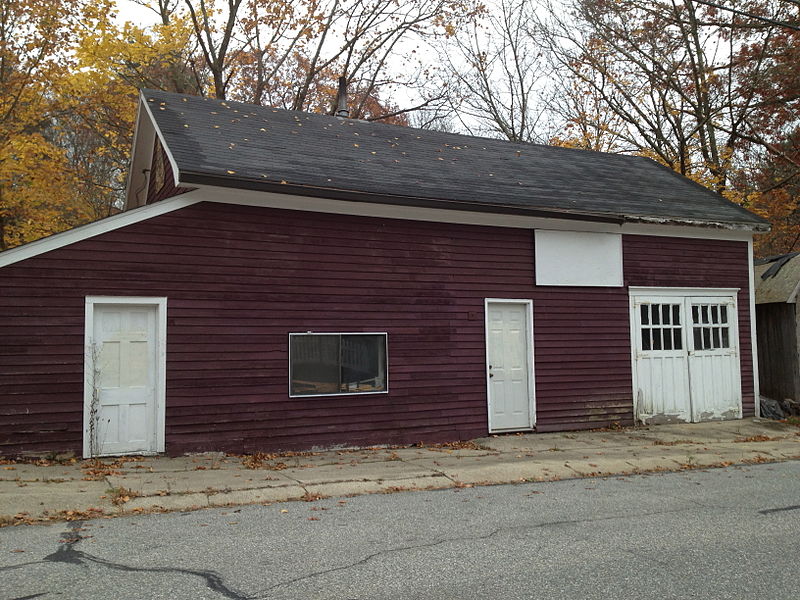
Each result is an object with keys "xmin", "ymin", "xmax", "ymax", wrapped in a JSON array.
[{"xmin": 534, "ymin": 230, "xmax": 623, "ymax": 287}]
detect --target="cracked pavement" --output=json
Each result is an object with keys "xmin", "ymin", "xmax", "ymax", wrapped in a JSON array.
[
  {"xmin": 1, "ymin": 461, "xmax": 799, "ymax": 599},
  {"xmin": 1, "ymin": 418, "xmax": 800, "ymax": 524}
]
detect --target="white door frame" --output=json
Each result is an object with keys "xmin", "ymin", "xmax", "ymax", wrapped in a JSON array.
[
  {"xmin": 83, "ymin": 296, "xmax": 167, "ymax": 458},
  {"xmin": 628, "ymin": 287, "xmax": 740, "ymax": 422},
  {"xmin": 484, "ymin": 298, "xmax": 536, "ymax": 432}
]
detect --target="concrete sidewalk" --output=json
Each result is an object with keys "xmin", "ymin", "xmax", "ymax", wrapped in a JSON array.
[{"xmin": 2, "ymin": 418, "xmax": 799, "ymax": 525}]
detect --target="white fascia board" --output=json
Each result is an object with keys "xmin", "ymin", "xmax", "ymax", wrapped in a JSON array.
[
  {"xmin": 786, "ymin": 278, "xmax": 800, "ymax": 304},
  {"xmin": 140, "ymin": 93, "xmax": 181, "ymax": 189},
  {"xmin": 748, "ymin": 239, "xmax": 761, "ymax": 416},
  {"xmin": 629, "ymin": 287, "xmax": 741, "ymax": 296},
  {"xmin": 0, "ymin": 195, "xmax": 202, "ymax": 268},
  {"xmin": 124, "ymin": 98, "xmax": 157, "ymax": 210},
  {"xmin": 186, "ymin": 184, "xmax": 755, "ymax": 242}
]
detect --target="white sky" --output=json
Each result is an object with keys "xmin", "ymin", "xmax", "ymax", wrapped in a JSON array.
[{"xmin": 115, "ymin": 0, "xmax": 161, "ymax": 26}]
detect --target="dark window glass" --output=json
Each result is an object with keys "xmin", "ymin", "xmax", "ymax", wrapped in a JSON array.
[
  {"xmin": 673, "ymin": 329, "xmax": 682, "ymax": 350},
  {"xmin": 291, "ymin": 334, "xmax": 387, "ymax": 396},
  {"xmin": 652, "ymin": 329, "xmax": 662, "ymax": 350},
  {"xmin": 712, "ymin": 328, "xmax": 721, "ymax": 348},
  {"xmin": 721, "ymin": 328, "xmax": 729, "ymax": 348},
  {"xmin": 652, "ymin": 307, "xmax": 660, "ymax": 325},
  {"xmin": 340, "ymin": 335, "xmax": 387, "ymax": 393},
  {"xmin": 642, "ymin": 328, "xmax": 651, "ymax": 350},
  {"xmin": 662, "ymin": 305, "xmax": 671, "ymax": 325},
  {"xmin": 641, "ymin": 305, "xmax": 649, "ymax": 325},
  {"xmin": 711, "ymin": 305, "xmax": 719, "ymax": 324},
  {"xmin": 720, "ymin": 305, "xmax": 728, "ymax": 324},
  {"xmin": 692, "ymin": 305, "xmax": 699, "ymax": 324},
  {"xmin": 703, "ymin": 327, "xmax": 711, "ymax": 349},
  {"xmin": 672, "ymin": 305, "xmax": 680, "ymax": 325},
  {"xmin": 663, "ymin": 329, "xmax": 673, "ymax": 350},
  {"xmin": 694, "ymin": 328, "xmax": 702, "ymax": 349},
  {"xmin": 701, "ymin": 305, "xmax": 709, "ymax": 325}
]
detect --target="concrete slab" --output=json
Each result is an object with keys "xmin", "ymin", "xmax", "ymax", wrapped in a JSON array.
[
  {"xmin": 120, "ymin": 455, "xmax": 230, "ymax": 473},
  {"xmin": 2, "ymin": 418, "xmax": 797, "ymax": 523},
  {"xmin": 0, "ymin": 464, "xmax": 82, "ymax": 482},
  {"xmin": 477, "ymin": 432, "xmax": 600, "ymax": 453},
  {"xmin": 124, "ymin": 492, "xmax": 209, "ymax": 512},
  {"xmin": 562, "ymin": 458, "xmax": 638, "ymax": 477},
  {"xmin": 0, "ymin": 480, "xmax": 112, "ymax": 519},
  {"xmin": 207, "ymin": 486, "xmax": 306, "ymax": 507},
  {"xmin": 282, "ymin": 460, "xmax": 438, "ymax": 485},
  {"xmin": 306, "ymin": 476, "xmax": 452, "ymax": 499},
  {"xmin": 105, "ymin": 475, "xmax": 171, "ymax": 497},
  {"xmin": 391, "ymin": 447, "xmax": 498, "ymax": 460},
  {"xmin": 624, "ymin": 455, "xmax": 684, "ymax": 472},
  {"xmin": 163, "ymin": 470, "xmax": 296, "ymax": 493},
  {"xmin": 432, "ymin": 458, "xmax": 577, "ymax": 484}
]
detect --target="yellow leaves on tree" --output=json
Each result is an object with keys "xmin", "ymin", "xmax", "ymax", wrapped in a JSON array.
[
  {"xmin": 0, "ymin": 0, "xmax": 89, "ymax": 249},
  {"xmin": 0, "ymin": 135, "xmax": 89, "ymax": 249}
]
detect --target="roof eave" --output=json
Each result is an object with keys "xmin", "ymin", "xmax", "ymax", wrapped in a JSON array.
[
  {"xmin": 179, "ymin": 171, "xmax": 771, "ymax": 232},
  {"xmin": 178, "ymin": 171, "xmax": 628, "ymax": 225},
  {"xmin": 623, "ymin": 214, "xmax": 770, "ymax": 233}
]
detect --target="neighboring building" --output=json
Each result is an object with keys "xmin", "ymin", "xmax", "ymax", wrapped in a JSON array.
[
  {"xmin": 0, "ymin": 90, "xmax": 769, "ymax": 457},
  {"xmin": 754, "ymin": 252, "xmax": 800, "ymax": 411}
]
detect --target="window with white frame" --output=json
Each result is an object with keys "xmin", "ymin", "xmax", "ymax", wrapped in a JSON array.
[
  {"xmin": 691, "ymin": 304, "xmax": 731, "ymax": 350},
  {"xmin": 289, "ymin": 333, "xmax": 387, "ymax": 396}
]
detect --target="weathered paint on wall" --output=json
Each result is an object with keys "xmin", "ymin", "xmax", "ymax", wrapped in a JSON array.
[
  {"xmin": 756, "ymin": 302, "xmax": 799, "ymax": 402},
  {"xmin": 0, "ymin": 202, "xmax": 754, "ymax": 455}
]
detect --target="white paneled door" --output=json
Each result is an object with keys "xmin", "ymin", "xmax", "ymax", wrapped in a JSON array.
[
  {"xmin": 486, "ymin": 301, "xmax": 534, "ymax": 432},
  {"xmin": 85, "ymin": 300, "xmax": 164, "ymax": 457},
  {"xmin": 632, "ymin": 291, "xmax": 741, "ymax": 424}
]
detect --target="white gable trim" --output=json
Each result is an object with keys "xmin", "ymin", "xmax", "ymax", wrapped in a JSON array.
[
  {"xmin": 141, "ymin": 94, "xmax": 181, "ymax": 189},
  {"xmin": 124, "ymin": 100, "xmax": 156, "ymax": 210},
  {"xmin": 0, "ymin": 196, "xmax": 201, "ymax": 268}
]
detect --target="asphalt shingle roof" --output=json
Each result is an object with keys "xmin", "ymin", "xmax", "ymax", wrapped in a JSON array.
[{"xmin": 143, "ymin": 89, "xmax": 768, "ymax": 229}]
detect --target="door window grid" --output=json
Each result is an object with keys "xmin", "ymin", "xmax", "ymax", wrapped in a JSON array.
[
  {"xmin": 691, "ymin": 304, "xmax": 731, "ymax": 350},
  {"xmin": 640, "ymin": 303, "xmax": 683, "ymax": 351}
]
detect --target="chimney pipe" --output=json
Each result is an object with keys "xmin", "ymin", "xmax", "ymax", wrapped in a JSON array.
[{"xmin": 335, "ymin": 76, "xmax": 350, "ymax": 118}]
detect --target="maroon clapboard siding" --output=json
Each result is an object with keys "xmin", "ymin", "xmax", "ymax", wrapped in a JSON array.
[{"xmin": 0, "ymin": 202, "xmax": 753, "ymax": 455}]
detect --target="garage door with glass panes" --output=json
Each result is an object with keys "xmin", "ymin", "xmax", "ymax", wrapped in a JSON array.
[{"xmin": 630, "ymin": 290, "xmax": 742, "ymax": 424}]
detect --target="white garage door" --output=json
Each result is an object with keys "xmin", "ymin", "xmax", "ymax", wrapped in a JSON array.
[{"xmin": 631, "ymin": 290, "xmax": 742, "ymax": 424}]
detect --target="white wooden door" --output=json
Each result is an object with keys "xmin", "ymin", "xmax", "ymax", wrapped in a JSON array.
[
  {"xmin": 632, "ymin": 298, "xmax": 692, "ymax": 423},
  {"xmin": 486, "ymin": 301, "xmax": 534, "ymax": 431},
  {"xmin": 687, "ymin": 298, "xmax": 742, "ymax": 421},
  {"xmin": 632, "ymin": 292, "xmax": 741, "ymax": 424},
  {"xmin": 89, "ymin": 304, "xmax": 158, "ymax": 456}
]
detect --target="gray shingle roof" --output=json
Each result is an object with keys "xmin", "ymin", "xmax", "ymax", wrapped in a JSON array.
[{"xmin": 143, "ymin": 89, "xmax": 768, "ymax": 230}]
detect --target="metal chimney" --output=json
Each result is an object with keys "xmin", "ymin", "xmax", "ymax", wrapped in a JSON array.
[{"xmin": 335, "ymin": 76, "xmax": 350, "ymax": 118}]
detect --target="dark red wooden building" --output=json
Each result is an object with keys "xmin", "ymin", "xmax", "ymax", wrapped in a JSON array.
[{"xmin": 0, "ymin": 90, "xmax": 768, "ymax": 457}]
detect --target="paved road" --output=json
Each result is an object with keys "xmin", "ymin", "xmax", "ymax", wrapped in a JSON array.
[{"xmin": 2, "ymin": 461, "xmax": 799, "ymax": 600}]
